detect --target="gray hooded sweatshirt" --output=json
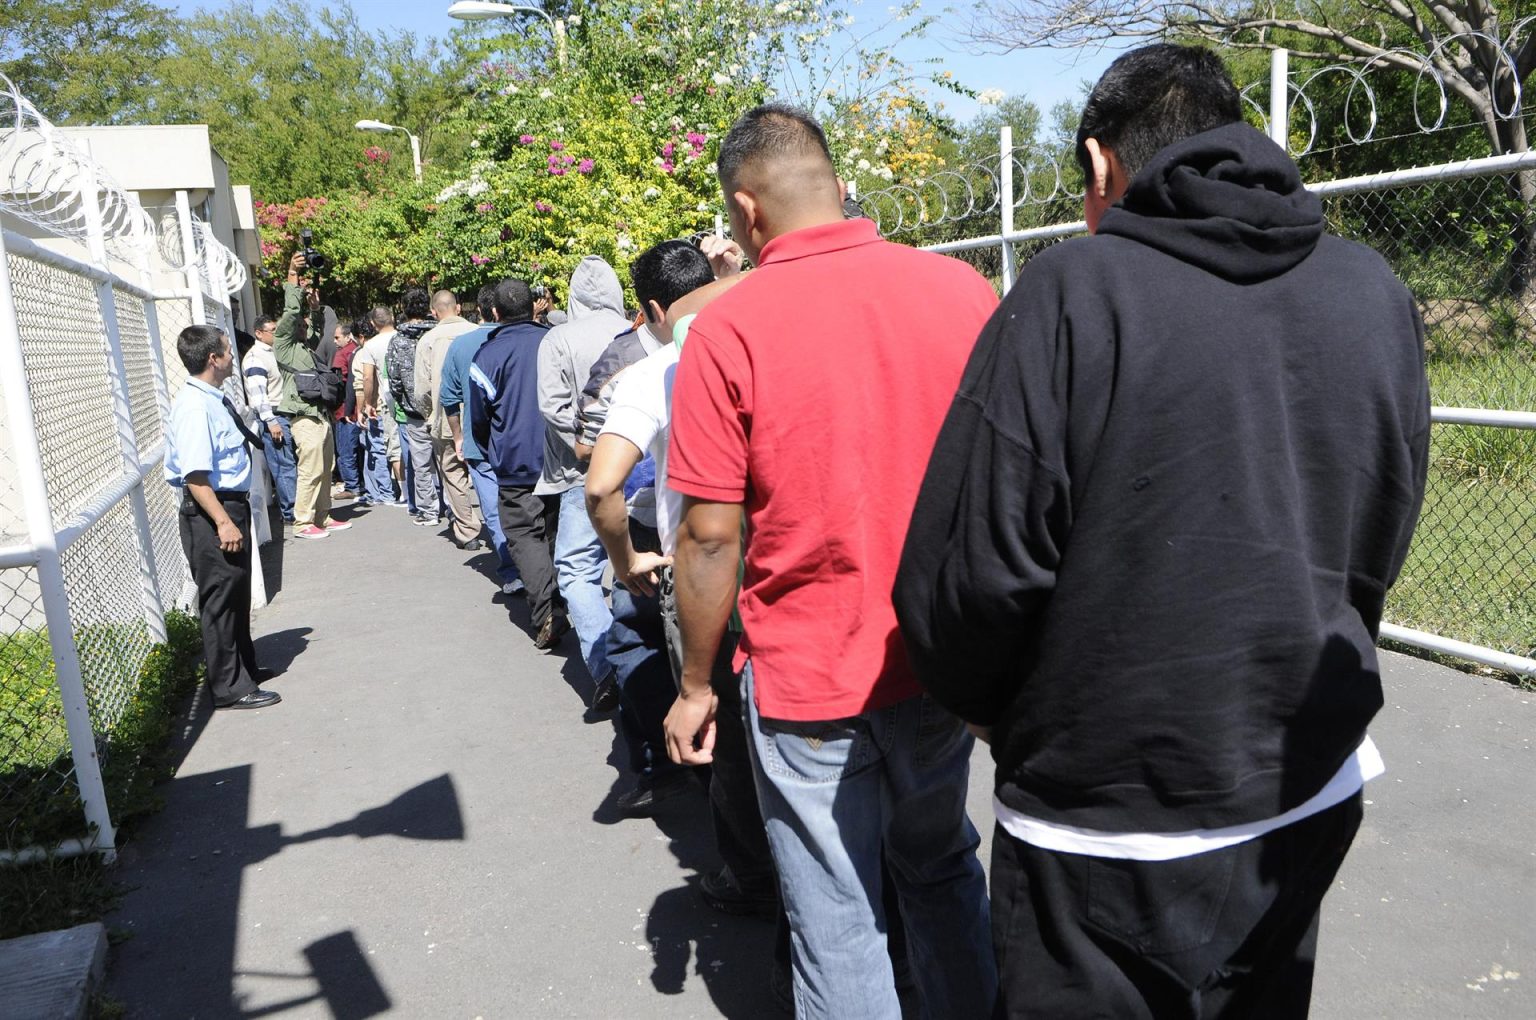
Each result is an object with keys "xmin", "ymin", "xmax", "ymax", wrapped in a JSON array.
[{"xmin": 535, "ymin": 255, "xmax": 631, "ymax": 494}]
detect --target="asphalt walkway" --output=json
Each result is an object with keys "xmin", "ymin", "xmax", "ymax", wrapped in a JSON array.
[{"xmin": 103, "ymin": 503, "xmax": 1534, "ymax": 1018}]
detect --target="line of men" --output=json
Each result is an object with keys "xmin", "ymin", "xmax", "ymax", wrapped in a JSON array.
[{"xmin": 182, "ymin": 41, "xmax": 1429, "ymax": 1019}]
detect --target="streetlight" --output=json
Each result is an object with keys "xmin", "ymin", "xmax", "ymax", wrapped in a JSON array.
[
  {"xmin": 355, "ymin": 120, "xmax": 422, "ymax": 183},
  {"xmin": 447, "ymin": 1, "xmax": 567, "ymax": 67}
]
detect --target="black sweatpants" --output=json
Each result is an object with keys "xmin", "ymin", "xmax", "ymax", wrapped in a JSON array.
[
  {"xmin": 179, "ymin": 494, "xmax": 259, "ymax": 707},
  {"xmin": 990, "ymin": 793, "xmax": 1364, "ymax": 1019},
  {"xmin": 496, "ymin": 485, "xmax": 562, "ymax": 629}
]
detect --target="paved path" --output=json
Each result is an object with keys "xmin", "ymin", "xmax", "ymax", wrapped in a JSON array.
[{"xmin": 104, "ymin": 504, "xmax": 1534, "ymax": 1018}]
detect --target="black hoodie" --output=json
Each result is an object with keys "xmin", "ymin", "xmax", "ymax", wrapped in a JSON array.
[{"xmin": 893, "ymin": 122, "xmax": 1431, "ymax": 833}]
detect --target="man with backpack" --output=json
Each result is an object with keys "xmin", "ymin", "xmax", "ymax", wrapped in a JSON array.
[{"xmin": 388, "ymin": 287, "xmax": 442, "ymax": 526}]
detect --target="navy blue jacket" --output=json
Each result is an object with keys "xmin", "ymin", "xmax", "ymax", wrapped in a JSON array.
[{"xmin": 468, "ymin": 319, "xmax": 550, "ymax": 487}]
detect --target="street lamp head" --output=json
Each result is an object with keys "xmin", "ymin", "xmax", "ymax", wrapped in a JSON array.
[
  {"xmin": 355, "ymin": 120, "xmax": 394, "ymax": 133},
  {"xmin": 447, "ymin": 1, "xmax": 527, "ymax": 20}
]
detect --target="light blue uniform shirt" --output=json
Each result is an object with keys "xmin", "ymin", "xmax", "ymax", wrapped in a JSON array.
[{"xmin": 164, "ymin": 378, "xmax": 252, "ymax": 492}]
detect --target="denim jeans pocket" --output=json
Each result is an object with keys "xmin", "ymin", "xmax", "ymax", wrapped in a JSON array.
[
  {"xmin": 1084, "ymin": 850, "xmax": 1237, "ymax": 956},
  {"xmin": 757, "ymin": 715, "xmax": 886, "ymax": 784},
  {"xmin": 914, "ymin": 695, "xmax": 969, "ymax": 767}
]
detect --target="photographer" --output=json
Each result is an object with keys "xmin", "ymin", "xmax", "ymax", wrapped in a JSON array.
[{"xmin": 274, "ymin": 251, "xmax": 350, "ymax": 540}]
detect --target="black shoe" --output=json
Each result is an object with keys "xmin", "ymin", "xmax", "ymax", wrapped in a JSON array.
[
  {"xmin": 614, "ymin": 770, "xmax": 695, "ymax": 817},
  {"xmin": 533, "ymin": 613, "xmax": 570, "ymax": 650},
  {"xmin": 697, "ymin": 867, "xmax": 778, "ymax": 919},
  {"xmin": 459, "ymin": 538, "xmax": 484, "ymax": 552},
  {"xmin": 588, "ymin": 672, "xmax": 620, "ymax": 715},
  {"xmin": 218, "ymin": 689, "xmax": 281, "ymax": 710}
]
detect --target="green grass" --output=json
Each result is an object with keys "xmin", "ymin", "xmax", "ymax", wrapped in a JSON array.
[{"xmin": 1, "ymin": 610, "xmax": 202, "ymax": 939}]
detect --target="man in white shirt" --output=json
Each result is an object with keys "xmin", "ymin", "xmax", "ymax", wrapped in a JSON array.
[
  {"xmin": 352, "ymin": 307, "xmax": 397, "ymax": 506},
  {"xmin": 243, "ymin": 315, "xmax": 295, "ymax": 524}
]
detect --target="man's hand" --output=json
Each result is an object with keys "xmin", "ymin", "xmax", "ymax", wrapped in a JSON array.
[
  {"xmin": 454, "ymin": 435, "xmax": 463, "ymax": 460},
  {"xmin": 216, "ymin": 518, "xmax": 243, "ymax": 553},
  {"xmin": 574, "ymin": 440, "xmax": 593, "ymax": 463},
  {"xmin": 698, "ymin": 235, "xmax": 744, "ymax": 277},
  {"xmin": 305, "ymin": 285, "xmax": 321, "ymax": 311},
  {"xmin": 967, "ymin": 723, "xmax": 992, "ymax": 745},
  {"xmin": 620, "ymin": 550, "xmax": 672, "ymax": 598},
  {"xmin": 665, "ymin": 688, "xmax": 719, "ymax": 765},
  {"xmin": 533, "ymin": 294, "xmax": 552, "ymax": 319},
  {"xmin": 266, "ymin": 421, "xmax": 283, "ymax": 444},
  {"xmin": 287, "ymin": 251, "xmax": 306, "ymax": 283}
]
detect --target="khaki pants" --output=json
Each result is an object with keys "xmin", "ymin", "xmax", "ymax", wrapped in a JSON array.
[
  {"xmin": 290, "ymin": 413, "xmax": 335, "ymax": 528},
  {"xmin": 433, "ymin": 434, "xmax": 482, "ymax": 545}
]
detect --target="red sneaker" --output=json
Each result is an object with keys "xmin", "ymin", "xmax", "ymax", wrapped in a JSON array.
[
  {"xmin": 293, "ymin": 524, "xmax": 330, "ymax": 540},
  {"xmin": 323, "ymin": 519, "xmax": 353, "ymax": 532}
]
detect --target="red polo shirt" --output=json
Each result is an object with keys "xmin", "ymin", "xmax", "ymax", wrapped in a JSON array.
[{"xmin": 667, "ymin": 218, "xmax": 999, "ymax": 720}]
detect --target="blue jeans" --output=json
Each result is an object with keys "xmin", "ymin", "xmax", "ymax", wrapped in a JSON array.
[
  {"xmin": 606, "ymin": 583, "xmax": 682, "ymax": 778},
  {"xmin": 743, "ymin": 663, "xmax": 995, "ymax": 1019},
  {"xmin": 554, "ymin": 485, "xmax": 611, "ymax": 682},
  {"xmin": 468, "ymin": 458, "xmax": 518, "ymax": 584},
  {"xmin": 260, "ymin": 414, "xmax": 296, "ymax": 522},
  {"xmin": 360, "ymin": 418, "xmax": 394, "ymax": 504},
  {"xmin": 334, "ymin": 418, "xmax": 361, "ymax": 493}
]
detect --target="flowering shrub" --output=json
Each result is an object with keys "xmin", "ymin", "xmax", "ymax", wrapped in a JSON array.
[{"xmin": 262, "ymin": 0, "xmax": 968, "ymax": 307}]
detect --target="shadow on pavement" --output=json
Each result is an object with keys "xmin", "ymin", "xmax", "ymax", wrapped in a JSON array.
[
  {"xmin": 252, "ymin": 626, "xmax": 311, "ymax": 679},
  {"xmin": 108, "ymin": 767, "xmax": 464, "ymax": 1018}
]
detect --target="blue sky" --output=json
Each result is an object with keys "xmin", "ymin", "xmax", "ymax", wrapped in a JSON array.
[{"xmin": 172, "ymin": 0, "xmax": 1118, "ymax": 124}]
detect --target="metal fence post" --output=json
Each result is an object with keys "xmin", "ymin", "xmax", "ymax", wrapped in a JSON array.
[
  {"xmin": 1269, "ymin": 49, "xmax": 1289, "ymax": 149},
  {"xmin": 0, "ymin": 228, "xmax": 118, "ymax": 859},
  {"xmin": 176, "ymin": 190, "xmax": 207, "ymax": 327},
  {"xmin": 81, "ymin": 155, "xmax": 167, "ymax": 646},
  {"xmin": 1000, "ymin": 125, "xmax": 1016, "ymax": 293}
]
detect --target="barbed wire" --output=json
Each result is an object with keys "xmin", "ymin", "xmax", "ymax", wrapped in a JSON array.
[
  {"xmin": 1238, "ymin": 29, "xmax": 1536, "ymax": 157},
  {"xmin": 858, "ymin": 150, "xmax": 1083, "ymax": 237},
  {"xmin": 0, "ymin": 74, "xmax": 246, "ymax": 295}
]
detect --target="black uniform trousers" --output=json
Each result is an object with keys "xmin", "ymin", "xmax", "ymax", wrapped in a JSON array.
[
  {"xmin": 496, "ymin": 485, "xmax": 564, "ymax": 629},
  {"xmin": 990, "ymin": 792, "xmax": 1364, "ymax": 1020},
  {"xmin": 179, "ymin": 493, "xmax": 259, "ymax": 707}
]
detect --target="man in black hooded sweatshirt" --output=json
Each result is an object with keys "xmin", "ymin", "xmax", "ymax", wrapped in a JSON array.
[{"xmin": 893, "ymin": 45, "xmax": 1430, "ymax": 1018}]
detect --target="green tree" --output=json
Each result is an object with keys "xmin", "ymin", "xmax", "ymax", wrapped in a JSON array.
[{"xmin": 0, "ymin": 0, "xmax": 175, "ymax": 123}]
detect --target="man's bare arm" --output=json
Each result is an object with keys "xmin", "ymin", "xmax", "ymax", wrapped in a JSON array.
[
  {"xmin": 664, "ymin": 498, "xmax": 743, "ymax": 765},
  {"xmin": 585, "ymin": 434, "xmax": 668, "ymax": 596}
]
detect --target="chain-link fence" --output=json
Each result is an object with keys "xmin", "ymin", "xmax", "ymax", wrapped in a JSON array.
[
  {"xmin": 912, "ymin": 137, "xmax": 1535, "ymax": 677},
  {"xmin": 1, "ymin": 75, "xmax": 243, "ymax": 859}
]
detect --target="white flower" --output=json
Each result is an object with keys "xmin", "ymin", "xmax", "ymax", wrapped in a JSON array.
[
  {"xmin": 539, "ymin": 87, "xmax": 555, "ymax": 99},
  {"xmin": 704, "ymin": 161, "xmax": 718, "ymax": 174},
  {"xmin": 697, "ymin": 201, "xmax": 711, "ymax": 212},
  {"xmin": 712, "ymin": 72, "xmax": 732, "ymax": 85},
  {"xmin": 978, "ymin": 88, "xmax": 1006, "ymax": 106},
  {"xmin": 567, "ymin": 14, "xmax": 581, "ymax": 25},
  {"xmin": 856, "ymin": 158, "xmax": 871, "ymax": 171},
  {"xmin": 643, "ymin": 186, "xmax": 661, "ymax": 199},
  {"xmin": 469, "ymin": 139, "xmax": 481, "ymax": 148},
  {"xmin": 617, "ymin": 233, "xmax": 635, "ymax": 251},
  {"xmin": 773, "ymin": 1, "xmax": 791, "ymax": 12},
  {"xmin": 875, "ymin": 166, "xmax": 894, "ymax": 180},
  {"xmin": 695, "ymin": 57, "xmax": 710, "ymax": 68}
]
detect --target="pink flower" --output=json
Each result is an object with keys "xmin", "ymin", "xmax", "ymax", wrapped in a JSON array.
[
  {"xmin": 577, "ymin": 159, "xmax": 594, "ymax": 174},
  {"xmin": 660, "ymin": 160, "xmax": 675, "ymax": 174},
  {"xmin": 686, "ymin": 132, "xmax": 706, "ymax": 146},
  {"xmin": 548, "ymin": 166, "xmax": 567, "ymax": 176},
  {"xmin": 476, "ymin": 202, "xmax": 494, "ymax": 213},
  {"xmin": 470, "ymin": 254, "xmax": 490, "ymax": 265},
  {"xmin": 631, "ymin": 93, "xmax": 645, "ymax": 105},
  {"xmin": 534, "ymin": 200, "xmax": 552, "ymax": 212},
  {"xmin": 519, "ymin": 134, "xmax": 536, "ymax": 144},
  {"xmin": 661, "ymin": 141, "xmax": 675, "ymax": 158},
  {"xmin": 549, "ymin": 140, "xmax": 565, "ymax": 151}
]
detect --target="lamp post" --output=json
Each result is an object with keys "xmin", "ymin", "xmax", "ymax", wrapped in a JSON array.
[
  {"xmin": 446, "ymin": 1, "xmax": 568, "ymax": 67},
  {"xmin": 354, "ymin": 120, "xmax": 422, "ymax": 183}
]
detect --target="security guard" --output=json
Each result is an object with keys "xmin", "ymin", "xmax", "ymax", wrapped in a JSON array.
[{"xmin": 164, "ymin": 324, "xmax": 280, "ymax": 710}]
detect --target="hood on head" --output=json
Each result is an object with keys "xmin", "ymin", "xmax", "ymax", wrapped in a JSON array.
[
  {"xmin": 566, "ymin": 255, "xmax": 625, "ymax": 319},
  {"xmin": 1096, "ymin": 122, "xmax": 1324, "ymax": 284}
]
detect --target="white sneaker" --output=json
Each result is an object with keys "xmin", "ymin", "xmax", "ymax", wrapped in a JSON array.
[{"xmin": 501, "ymin": 579, "xmax": 526, "ymax": 596}]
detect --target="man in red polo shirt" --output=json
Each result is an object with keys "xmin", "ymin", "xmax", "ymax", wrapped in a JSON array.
[{"xmin": 663, "ymin": 104, "xmax": 999, "ymax": 1018}]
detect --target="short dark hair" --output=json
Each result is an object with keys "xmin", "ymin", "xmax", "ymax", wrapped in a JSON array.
[
  {"xmin": 492, "ymin": 278, "xmax": 533, "ymax": 322},
  {"xmin": 177, "ymin": 324, "xmax": 226, "ymax": 374},
  {"xmin": 253, "ymin": 316, "xmax": 277, "ymax": 333},
  {"xmin": 369, "ymin": 305, "xmax": 394, "ymax": 329},
  {"xmin": 1075, "ymin": 44, "xmax": 1241, "ymax": 183},
  {"xmin": 352, "ymin": 315, "xmax": 378, "ymax": 341},
  {"xmin": 631, "ymin": 241, "xmax": 715, "ymax": 321},
  {"xmin": 718, "ymin": 104, "xmax": 832, "ymax": 189},
  {"xmin": 401, "ymin": 287, "xmax": 431, "ymax": 320},
  {"xmin": 476, "ymin": 284, "xmax": 497, "ymax": 322}
]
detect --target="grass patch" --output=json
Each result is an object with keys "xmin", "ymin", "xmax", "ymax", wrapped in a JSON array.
[{"xmin": 1, "ymin": 610, "xmax": 202, "ymax": 940}]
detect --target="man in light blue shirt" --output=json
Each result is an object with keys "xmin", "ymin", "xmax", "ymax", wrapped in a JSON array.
[{"xmin": 165, "ymin": 325, "xmax": 280, "ymax": 711}]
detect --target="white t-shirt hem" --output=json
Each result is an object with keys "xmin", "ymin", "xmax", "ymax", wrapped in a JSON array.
[{"xmin": 993, "ymin": 735, "xmax": 1383, "ymax": 861}]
